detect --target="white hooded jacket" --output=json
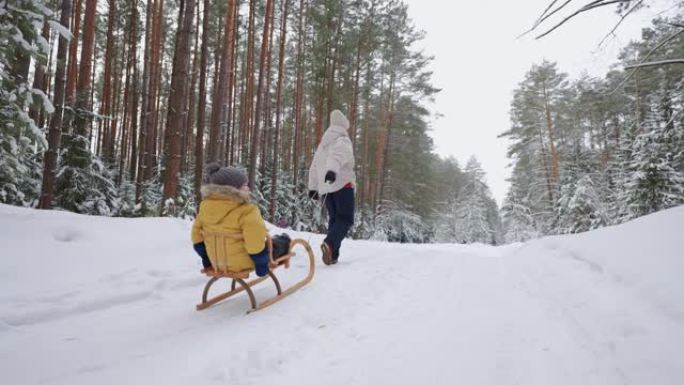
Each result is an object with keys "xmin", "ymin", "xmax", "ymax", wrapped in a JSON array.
[{"xmin": 308, "ymin": 110, "xmax": 356, "ymax": 195}]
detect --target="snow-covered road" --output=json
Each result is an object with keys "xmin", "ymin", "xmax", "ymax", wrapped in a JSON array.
[{"xmin": 1, "ymin": 204, "xmax": 683, "ymax": 385}]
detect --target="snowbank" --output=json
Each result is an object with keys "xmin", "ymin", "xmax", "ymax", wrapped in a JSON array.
[{"xmin": 1, "ymin": 203, "xmax": 683, "ymax": 385}]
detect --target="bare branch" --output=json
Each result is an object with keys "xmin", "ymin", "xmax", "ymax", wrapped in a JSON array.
[
  {"xmin": 535, "ymin": 0, "xmax": 633, "ymax": 39},
  {"xmin": 536, "ymin": 0, "xmax": 563, "ymax": 25},
  {"xmin": 624, "ymin": 58, "xmax": 684, "ymax": 69},
  {"xmin": 598, "ymin": 0, "xmax": 643, "ymax": 48},
  {"xmin": 518, "ymin": 0, "xmax": 574, "ymax": 39}
]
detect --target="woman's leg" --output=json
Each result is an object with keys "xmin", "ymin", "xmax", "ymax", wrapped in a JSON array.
[
  {"xmin": 325, "ymin": 187, "xmax": 355, "ymax": 260},
  {"xmin": 325, "ymin": 192, "xmax": 337, "ymax": 234}
]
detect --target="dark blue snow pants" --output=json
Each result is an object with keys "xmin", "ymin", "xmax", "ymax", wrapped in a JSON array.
[{"xmin": 324, "ymin": 187, "xmax": 355, "ymax": 259}]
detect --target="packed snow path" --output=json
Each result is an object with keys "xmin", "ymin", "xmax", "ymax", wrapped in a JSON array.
[{"xmin": 1, "ymin": 204, "xmax": 683, "ymax": 385}]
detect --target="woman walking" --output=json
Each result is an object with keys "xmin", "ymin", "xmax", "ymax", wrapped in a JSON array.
[{"xmin": 308, "ymin": 110, "xmax": 356, "ymax": 265}]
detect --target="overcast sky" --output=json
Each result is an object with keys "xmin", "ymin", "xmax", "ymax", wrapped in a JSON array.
[{"xmin": 402, "ymin": 0, "xmax": 673, "ymax": 204}]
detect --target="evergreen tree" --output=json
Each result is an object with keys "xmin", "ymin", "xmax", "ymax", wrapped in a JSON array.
[
  {"xmin": 622, "ymin": 126, "xmax": 684, "ymax": 219},
  {"xmin": 0, "ymin": 0, "xmax": 56, "ymax": 206},
  {"xmin": 438, "ymin": 157, "xmax": 500, "ymax": 244},
  {"xmin": 557, "ymin": 175, "xmax": 608, "ymax": 233},
  {"xmin": 501, "ymin": 197, "xmax": 538, "ymax": 243},
  {"xmin": 500, "ymin": 61, "xmax": 569, "ymax": 233}
]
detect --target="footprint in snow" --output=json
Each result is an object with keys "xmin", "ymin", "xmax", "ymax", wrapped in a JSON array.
[{"xmin": 52, "ymin": 228, "xmax": 84, "ymax": 243}]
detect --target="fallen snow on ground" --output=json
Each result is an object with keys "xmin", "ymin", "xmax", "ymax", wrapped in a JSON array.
[{"xmin": 1, "ymin": 203, "xmax": 683, "ymax": 385}]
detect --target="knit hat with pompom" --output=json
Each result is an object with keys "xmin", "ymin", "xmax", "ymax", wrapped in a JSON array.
[{"xmin": 203, "ymin": 163, "xmax": 248, "ymax": 189}]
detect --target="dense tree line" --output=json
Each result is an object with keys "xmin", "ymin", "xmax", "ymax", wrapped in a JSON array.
[
  {"xmin": 4, "ymin": 1, "xmax": 680, "ymax": 245},
  {"xmin": 0, "ymin": 0, "xmax": 505, "ymax": 244},
  {"xmin": 501, "ymin": 17, "xmax": 684, "ymax": 242}
]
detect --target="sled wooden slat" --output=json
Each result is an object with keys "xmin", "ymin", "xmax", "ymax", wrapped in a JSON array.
[
  {"xmin": 196, "ymin": 234, "xmax": 315, "ymax": 313},
  {"xmin": 202, "ymin": 269, "xmax": 252, "ymax": 279}
]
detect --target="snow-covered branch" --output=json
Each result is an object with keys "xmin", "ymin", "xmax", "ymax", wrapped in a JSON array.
[{"xmin": 624, "ymin": 58, "xmax": 684, "ymax": 69}]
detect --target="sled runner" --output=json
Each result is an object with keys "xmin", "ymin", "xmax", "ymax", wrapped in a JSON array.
[{"xmin": 195, "ymin": 231, "xmax": 315, "ymax": 313}]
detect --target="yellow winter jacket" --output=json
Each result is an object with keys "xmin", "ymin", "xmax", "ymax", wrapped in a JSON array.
[{"xmin": 191, "ymin": 184, "xmax": 267, "ymax": 272}]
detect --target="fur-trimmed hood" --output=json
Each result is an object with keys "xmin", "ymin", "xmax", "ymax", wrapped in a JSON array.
[{"xmin": 201, "ymin": 184, "xmax": 251, "ymax": 203}]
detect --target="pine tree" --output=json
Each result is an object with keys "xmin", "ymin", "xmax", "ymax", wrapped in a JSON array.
[
  {"xmin": 0, "ymin": 0, "xmax": 56, "ymax": 206},
  {"xmin": 501, "ymin": 197, "xmax": 538, "ymax": 243},
  {"xmin": 161, "ymin": 0, "xmax": 197, "ymax": 215},
  {"xmin": 501, "ymin": 61, "xmax": 569, "ymax": 232},
  {"xmin": 622, "ymin": 127, "xmax": 684, "ymax": 219},
  {"xmin": 557, "ymin": 175, "xmax": 608, "ymax": 233},
  {"xmin": 437, "ymin": 157, "xmax": 500, "ymax": 244}
]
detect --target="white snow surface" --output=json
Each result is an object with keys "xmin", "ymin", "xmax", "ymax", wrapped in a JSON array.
[{"xmin": 1, "ymin": 203, "xmax": 683, "ymax": 385}]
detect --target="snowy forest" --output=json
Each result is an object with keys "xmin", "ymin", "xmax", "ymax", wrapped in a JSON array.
[
  {"xmin": 1, "ymin": 0, "xmax": 683, "ymax": 245},
  {"xmin": 501, "ymin": 14, "xmax": 684, "ymax": 243}
]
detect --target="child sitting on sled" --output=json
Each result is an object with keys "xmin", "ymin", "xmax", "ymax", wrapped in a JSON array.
[{"xmin": 191, "ymin": 163, "xmax": 271, "ymax": 276}]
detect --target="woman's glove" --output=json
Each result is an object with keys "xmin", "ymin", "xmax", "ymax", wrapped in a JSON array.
[{"xmin": 324, "ymin": 171, "xmax": 336, "ymax": 183}]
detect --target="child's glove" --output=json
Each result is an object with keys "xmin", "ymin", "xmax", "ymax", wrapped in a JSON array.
[
  {"xmin": 324, "ymin": 171, "xmax": 336, "ymax": 183},
  {"xmin": 193, "ymin": 242, "xmax": 212, "ymax": 269},
  {"xmin": 308, "ymin": 190, "xmax": 319, "ymax": 200}
]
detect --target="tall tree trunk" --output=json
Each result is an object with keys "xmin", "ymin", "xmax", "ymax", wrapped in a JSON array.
[
  {"xmin": 72, "ymin": 0, "xmax": 97, "ymax": 138},
  {"xmin": 542, "ymin": 82, "xmax": 560, "ymax": 188},
  {"xmin": 360, "ymin": 76, "xmax": 371, "ymax": 207},
  {"xmin": 143, "ymin": 0, "xmax": 164, "ymax": 183},
  {"xmin": 162, "ymin": 0, "xmax": 197, "ymax": 213},
  {"xmin": 348, "ymin": 33, "xmax": 362, "ymax": 147},
  {"xmin": 128, "ymin": 0, "xmax": 139, "ymax": 181},
  {"xmin": 314, "ymin": 63, "xmax": 327, "ymax": 145},
  {"xmin": 211, "ymin": 18, "xmax": 223, "ymax": 161},
  {"xmin": 195, "ymin": 0, "xmax": 211, "ymax": 201},
  {"xmin": 229, "ymin": 7, "xmax": 240, "ymax": 164},
  {"xmin": 209, "ymin": 0, "xmax": 236, "ymax": 163},
  {"xmin": 39, "ymin": 26, "xmax": 54, "ymax": 128},
  {"xmin": 358, "ymin": 10, "xmax": 374, "ymax": 208},
  {"xmin": 108, "ymin": 33, "xmax": 125, "ymax": 166},
  {"xmin": 65, "ymin": 0, "xmax": 81, "ymax": 123},
  {"xmin": 119, "ymin": 18, "xmax": 136, "ymax": 185},
  {"xmin": 182, "ymin": 6, "xmax": 201, "ymax": 174},
  {"xmin": 136, "ymin": 0, "xmax": 153, "ymax": 199},
  {"xmin": 538, "ymin": 124, "xmax": 555, "ymax": 206},
  {"xmin": 224, "ymin": 0, "xmax": 239, "ymax": 164},
  {"xmin": 325, "ymin": 13, "xmax": 343, "ymax": 123},
  {"xmin": 38, "ymin": 0, "xmax": 72, "ymax": 209},
  {"xmin": 269, "ymin": 0, "xmax": 289, "ymax": 222},
  {"xmin": 236, "ymin": 35, "xmax": 247, "ymax": 164},
  {"xmin": 292, "ymin": 0, "xmax": 306, "ymax": 192},
  {"xmin": 248, "ymin": 0, "xmax": 274, "ymax": 190},
  {"xmin": 378, "ymin": 74, "xmax": 395, "ymax": 208},
  {"xmin": 259, "ymin": 5, "xmax": 276, "ymax": 191},
  {"xmin": 372, "ymin": 80, "xmax": 386, "ymax": 211},
  {"xmin": 240, "ymin": 0, "xmax": 257, "ymax": 165},
  {"xmin": 100, "ymin": 0, "xmax": 116, "ymax": 160},
  {"xmin": 152, "ymin": 30, "xmax": 167, "ymax": 175},
  {"xmin": 29, "ymin": 21, "xmax": 50, "ymax": 124}
]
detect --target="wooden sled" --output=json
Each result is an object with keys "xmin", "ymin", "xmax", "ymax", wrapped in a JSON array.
[{"xmin": 195, "ymin": 231, "xmax": 315, "ymax": 313}]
